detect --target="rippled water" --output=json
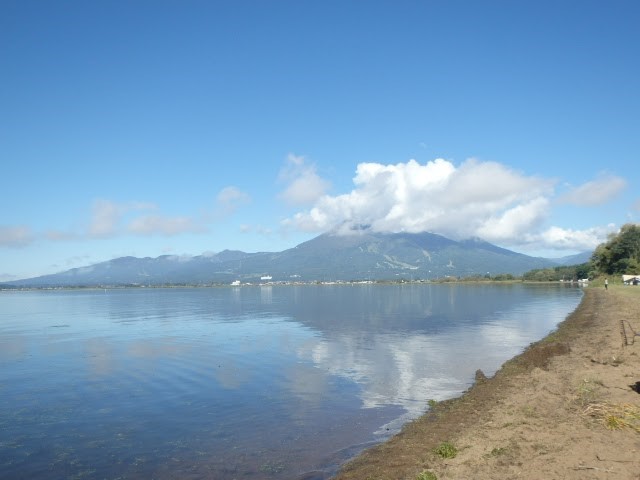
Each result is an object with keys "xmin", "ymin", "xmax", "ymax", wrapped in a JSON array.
[{"xmin": 0, "ymin": 284, "xmax": 582, "ymax": 479}]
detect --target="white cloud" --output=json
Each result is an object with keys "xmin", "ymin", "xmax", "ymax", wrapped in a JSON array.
[
  {"xmin": 476, "ymin": 198, "xmax": 550, "ymax": 243},
  {"xmin": 87, "ymin": 199, "xmax": 205, "ymax": 238},
  {"xmin": 559, "ymin": 173, "xmax": 627, "ymax": 206},
  {"xmin": 283, "ymin": 158, "xmax": 555, "ymax": 244},
  {"xmin": 536, "ymin": 224, "xmax": 616, "ymax": 251},
  {"xmin": 88, "ymin": 199, "xmax": 125, "ymax": 237},
  {"xmin": 88, "ymin": 199, "xmax": 156, "ymax": 238},
  {"xmin": 0, "ymin": 225, "xmax": 33, "ymax": 247},
  {"xmin": 215, "ymin": 186, "xmax": 251, "ymax": 216},
  {"xmin": 278, "ymin": 153, "xmax": 331, "ymax": 206}
]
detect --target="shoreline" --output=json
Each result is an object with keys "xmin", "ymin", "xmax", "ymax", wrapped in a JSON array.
[
  {"xmin": 333, "ymin": 286, "xmax": 640, "ymax": 479},
  {"xmin": 0, "ymin": 279, "xmax": 576, "ymax": 291}
]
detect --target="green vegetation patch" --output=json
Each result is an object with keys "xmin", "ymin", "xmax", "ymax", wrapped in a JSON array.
[
  {"xmin": 433, "ymin": 441, "xmax": 457, "ymax": 459},
  {"xmin": 592, "ymin": 223, "xmax": 640, "ymax": 276},
  {"xmin": 416, "ymin": 470, "xmax": 438, "ymax": 480}
]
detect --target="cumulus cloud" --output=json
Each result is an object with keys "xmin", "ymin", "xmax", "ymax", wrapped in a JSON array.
[
  {"xmin": 215, "ymin": 186, "xmax": 251, "ymax": 215},
  {"xmin": 476, "ymin": 197, "xmax": 551, "ymax": 243},
  {"xmin": 559, "ymin": 173, "xmax": 627, "ymax": 206},
  {"xmin": 536, "ymin": 225, "xmax": 616, "ymax": 251},
  {"xmin": 282, "ymin": 158, "xmax": 629, "ymax": 253},
  {"xmin": 0, "ymin": 225, "xmax": 34, "ymax": 247},
  {"xmin": 2, "ymin": 190, "xmax": 250, "ymax": 255},
  {"xmin": 88, "ymin": 199, "xmax": 204, "ymax": 238},
  {"xmin": 278, "ymin": 154, "xmax": 331, "ymax": 206},
  {"xmin": 283, "ymin": 158, "xmax": 555, "ymax": 246},
  {"xmin": 88, "ymin": 199, "xmax": 126, "ymax": 237},
  {"xmin": 88, "ymin": 199, "xmax": 156, "ymax": 238}
]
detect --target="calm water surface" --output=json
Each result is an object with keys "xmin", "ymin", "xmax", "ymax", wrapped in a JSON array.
[{"xmin": 0, "ymin": 284, "xmax": 582, "ymax": 479}]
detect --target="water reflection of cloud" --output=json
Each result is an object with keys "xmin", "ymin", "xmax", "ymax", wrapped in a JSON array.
[
  {"xmin": 300, "ymin": 333, "xmax": 467, "ymax": 420},
  {"xmin": 213, "ymin": 360, "xmax": 250, "ymax": 389},
  {"xmin": 296, "ymin": 295, "xmax": 578, "ymax": 427},
  {"xmin": 0, "ymin": 336, "xmax": 27, "ymax": 362},
  {"xmin": 288, "ymin": 365, "xmax": 329, "ymax": 402},
  {"xmin": 84, "ymin": 338, "xmax": 116, "ymax": 377},
  {"xmin": 127, "ymin": 337, "xmax": 185, "ymax": 358}
]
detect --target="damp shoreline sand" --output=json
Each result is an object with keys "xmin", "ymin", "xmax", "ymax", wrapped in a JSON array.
[{"xmin": 334, "ymin": 286, "xmax": 640, "ymax": 480}]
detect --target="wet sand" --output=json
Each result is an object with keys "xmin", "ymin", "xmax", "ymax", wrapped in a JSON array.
[{"xmin": 334, "ymin": 286, "xmax": 640, "ymax": 479}]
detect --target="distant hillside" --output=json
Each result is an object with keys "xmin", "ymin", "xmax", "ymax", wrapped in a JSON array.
[
  {"xmin": 550, "ymin": 251, "xmax": 592, "ymax": 265},
  {"xmin": 3, "ymin": 230, "xmax": 563, "ymax": 287}
]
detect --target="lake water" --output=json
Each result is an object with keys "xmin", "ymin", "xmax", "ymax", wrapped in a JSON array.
[{"xmin": 0, "ymin": 283, "xmax": 582, "ymax": 479}]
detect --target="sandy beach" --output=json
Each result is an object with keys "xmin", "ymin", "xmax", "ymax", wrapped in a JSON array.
[{"xmin": 334, "ymin": 286, "xmax": 640, "ymax": 480}]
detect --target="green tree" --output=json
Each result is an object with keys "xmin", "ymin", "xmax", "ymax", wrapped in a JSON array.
[
  {"xmin": 591, "ymin": 223, "xmax": 640, "ymax": 275},
  {"xmin": 575, "ymin": 262, "xmax": 591, "ymax": 279},
  {"xmin": 522, "ymin": 263, "xmax": 590, "ymax": 282}
]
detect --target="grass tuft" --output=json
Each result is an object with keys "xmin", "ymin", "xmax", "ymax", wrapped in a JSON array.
[
  {"xmin": 576, "ymin": 377, "xmax": 604, "ymax": 406},
  {"xmin": 416, "ymin": 470, "xmax": 437, "ymax": 480},
  {"xmin": 582, "ymin": 403, "xmax": 640, "ymax": 432},
  {"xmin": 490, "ymin": 447, "xmax": 508, "ymax": 457},
  {"xmin": 434, "ymin": 441, "xmax": 457, "ymax": 459}
]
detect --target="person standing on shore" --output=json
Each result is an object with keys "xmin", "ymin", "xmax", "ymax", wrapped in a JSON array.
[{"xmin": 605, "ymin": 278, "xmax": 608, "ymax": 290}]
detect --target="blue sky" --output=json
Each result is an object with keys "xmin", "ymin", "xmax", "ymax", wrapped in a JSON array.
[{"xmin": 1, "ymin": 0, "xmax": 639, "ymax": 281}]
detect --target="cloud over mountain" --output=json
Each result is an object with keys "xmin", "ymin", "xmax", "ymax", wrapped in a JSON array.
[{"xmin": 283, "ymin": 158, "xmax": 616, "ymax": 252}]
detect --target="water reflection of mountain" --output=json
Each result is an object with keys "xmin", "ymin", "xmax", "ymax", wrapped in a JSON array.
[{"xmin": 237, "ymin": 283, "xmax": 579, "ymax": 334}]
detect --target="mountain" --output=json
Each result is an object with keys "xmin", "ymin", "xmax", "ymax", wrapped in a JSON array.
[
  {"xmin": 3, "ymin": 230, "xmax": 563, "ymax": 287},
  {"xmin": 551, "ymin": 251, "xmax": 593, "ymax": 265}
]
